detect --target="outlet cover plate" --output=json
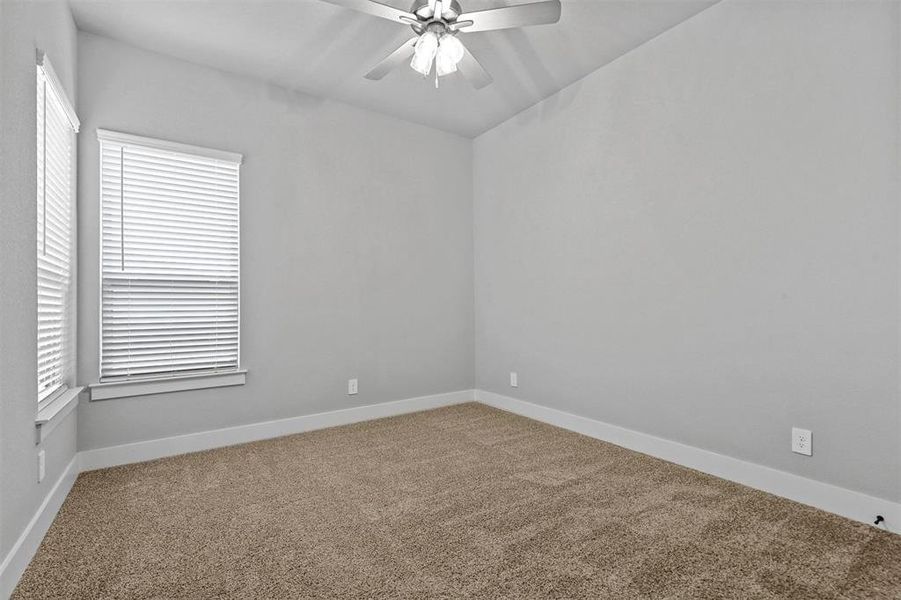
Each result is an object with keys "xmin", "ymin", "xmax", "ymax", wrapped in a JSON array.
[{"xmin": 792, "ymin": 427, "xmax": 812, "ymax": 456}]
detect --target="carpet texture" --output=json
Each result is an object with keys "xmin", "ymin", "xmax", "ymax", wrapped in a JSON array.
[{"xmin": 13, "ymin": 403, "xmax": 901, "ymax": 599}]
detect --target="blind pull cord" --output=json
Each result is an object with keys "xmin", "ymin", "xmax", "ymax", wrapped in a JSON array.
[
  {"xmin": 42, "ymin": 78, "xmax": 47, "ymax": 256},
  {"xmin": 120, "ymin": 146, "xmax": 125, "ymax": 271}
]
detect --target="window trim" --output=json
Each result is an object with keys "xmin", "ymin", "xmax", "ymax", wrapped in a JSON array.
[
  {"xmin": 36, "ymin": 386, "xmax": 83, "ymax": 444},
  {"xmin": 95, "ymin": 129, "xmax": 244, "ymax": 391},
  {"xmin": 37, "ymin": 51, "xmax": 80, "ymax": 132},
  {"xmin": 36, "ymin": 51, "xmax": 78, "ymax": 414},
  {"xmin": 89, "ymin": 370, "xmax": 247, "ymax": 401},
  {"xmin": 95, "ymin": 129, "xmax": 242, "ymax": 164}
]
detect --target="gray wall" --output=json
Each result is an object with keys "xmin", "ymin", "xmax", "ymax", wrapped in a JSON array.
[
  {"xmin": 474, "ymin": 0, "xmax": 900, "ymax": 502},
  {"xmin": 0, "ymin": 1, "xmax": 79, "ymax": 559},
  {"xmin": 75, "ymin": 33, "xmax": 474, "ymax": 450}
]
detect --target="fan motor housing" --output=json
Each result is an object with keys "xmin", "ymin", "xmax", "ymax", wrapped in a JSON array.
[{"xmin": 411, "ymin": 0, "xmax": 463, "ymax": 22}]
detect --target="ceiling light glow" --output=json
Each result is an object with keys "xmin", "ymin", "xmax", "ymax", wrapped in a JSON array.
[
  {"xmin": 412, "ymin": 30, "xmax": 465, "ymax": 79},
  {"xmin": 411, "ymin": 31, "xmax": 439, "ymax": 76},
  {"xmin": 436, "ymin": 34, "xmax": 465, "ymax": 76}
]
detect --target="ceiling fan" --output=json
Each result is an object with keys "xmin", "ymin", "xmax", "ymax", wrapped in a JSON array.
[{"xmin": 321, "ymin": 0, "xmax": 562, "ymax": 89}]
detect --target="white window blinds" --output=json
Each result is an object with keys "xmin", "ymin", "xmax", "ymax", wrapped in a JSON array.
[
  {"xmin": 37, "ymin": 54, "xmax": 79, "ymax": 405},
  {"xmin": 98, "ymin": 130, "xmax": 242, "ymax": 381}
]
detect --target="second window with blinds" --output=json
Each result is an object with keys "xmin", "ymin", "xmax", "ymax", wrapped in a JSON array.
[{"xmin": 97, "ymin": 130, "xmax": 243, "ymax": 393}]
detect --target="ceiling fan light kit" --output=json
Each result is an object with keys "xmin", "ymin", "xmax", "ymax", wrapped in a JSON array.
[
  {"xmin": 322, "ymin": 0, "xmax": 562, "ymax": 89},
  {"xmin": 411, "ymin": 29, "xmax": 440, "ymax": 76},
  {"xmin": 435, "ymin": 34, "xmax": 465, "ymax": 76}
]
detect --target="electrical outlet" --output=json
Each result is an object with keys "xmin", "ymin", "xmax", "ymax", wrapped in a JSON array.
[
  {"xmin": 347, "ymin": 378, "xmax": 358, "ymax": 395},
  {"xmin": 792, "ymin": 427, "xmax": 812, "ymax": 456},
  {"xmin": 38, "ymin": 450, "xmax": 46, "ymax": 483},
  {"xmin": 510, "ymin": 372, "xmax": 518, "ymax": 388}
]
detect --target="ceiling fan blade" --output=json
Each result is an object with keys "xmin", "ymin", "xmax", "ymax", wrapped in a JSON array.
[
  {"xmin": 457, "ymin": 47, "xmax": 493, "ymax": 89},
  {"xmin": 457, "ymin": 0, "xmax": 561, "ymax": 33},
  {"xmin": 364, "ymin": 37, "xmax": 418, "ymax": 80},
  {"xmin": 320, "ymin": 0, "xmax": 417, "ymax": 25}
]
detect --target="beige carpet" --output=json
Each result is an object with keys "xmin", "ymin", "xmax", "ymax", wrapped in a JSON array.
[{"xmin": 13, "ymin": 403, "xmax": 901, "ymax": 599}]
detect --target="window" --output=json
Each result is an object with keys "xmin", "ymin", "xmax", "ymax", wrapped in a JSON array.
[
  {"xmin": 37, "ymin": 53, "xmax": 79, "ymax": 407},
  {"xmin": 98, "ymin": 130, "xmax": 242, "ymax": 383}
]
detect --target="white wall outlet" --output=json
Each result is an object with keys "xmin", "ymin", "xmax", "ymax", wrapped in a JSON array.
[
  {"xmin": 510, "ymin": 372, "xmax": 518, "ymax": 388},
  {"xmin": 792, "ymin": 427, "xmax": 812, "ymax": 456},
  {"xmin": 38, "ymin": 450, "xmax": 46, "ymax": 483},
  {"xmin": 347, "ymin": 378, "xmax": 358, "ymax": 395}
]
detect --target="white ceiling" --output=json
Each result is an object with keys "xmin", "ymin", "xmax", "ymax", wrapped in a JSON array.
[{"xmin": 69, "ymin": 0, "xmax": 717, "ymax": 137}]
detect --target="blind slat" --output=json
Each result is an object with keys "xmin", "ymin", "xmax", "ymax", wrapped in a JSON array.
[
  {"xmin": 36, "ymin": 63, "xmax": 76, "ymax": 403},
  {"xmin": 100, "ymin": 132, "xmax": 241, "ymax": 381}
]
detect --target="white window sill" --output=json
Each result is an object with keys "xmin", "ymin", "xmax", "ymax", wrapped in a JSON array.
[
  {"xmin": 35, "ymin": 386, "xmax": 83, "ymax": 445},
  {"xmin": 89, "ymin": 370, "xmax": 247, "ymax": 401}
]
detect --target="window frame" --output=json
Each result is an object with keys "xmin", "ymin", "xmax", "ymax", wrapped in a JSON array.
[
  {"xmin": 95, "ymin": 129, "xmax": 243, "ymax": 390},
  {"xmin": 36, "ymin": 52, "xmax": 79, "ymax": 412}
]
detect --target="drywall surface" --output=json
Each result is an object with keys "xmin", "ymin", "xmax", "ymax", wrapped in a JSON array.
[
  {"xmin": 0, "ymin": 0, "xmax": 79, "ymax": 560},
  {"xmin": 474, "ymin": 0, "xmax": 900, "ymax": 501},
  {"xmin": 76, "ymin": 33, "xmax": 474, "ymax": 450}
]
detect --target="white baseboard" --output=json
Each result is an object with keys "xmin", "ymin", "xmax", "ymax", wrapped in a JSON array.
[
  {"xmin": 476, "ymin": 389, "xmax": 901, "ymax": 534},
  {"xmin": 0, "ymin": 456, "xmax": 79, "ymax": 600},
  {"xmin": 79, "ymin": 389, "xmax": 475, "ymax": 472}
]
